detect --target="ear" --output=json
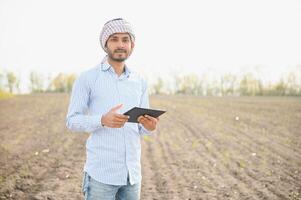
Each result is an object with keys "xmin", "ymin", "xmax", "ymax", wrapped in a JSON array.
[
  {"xmin": 131, "ymin": 42, "xmax": 135, "ymax": 50},
  {"xmin": 104, "ymin": 41, "xmax": 109, "ymax": 52}
]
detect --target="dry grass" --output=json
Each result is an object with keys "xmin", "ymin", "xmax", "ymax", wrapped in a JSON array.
[{"xmin": 0, "ymin": 91, "xmax": 14, "ymax": 100}]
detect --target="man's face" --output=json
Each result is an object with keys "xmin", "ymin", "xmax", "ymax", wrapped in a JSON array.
[{"xmin": 105, "ymin": 33, "xmax": 134, "ymax": 62}]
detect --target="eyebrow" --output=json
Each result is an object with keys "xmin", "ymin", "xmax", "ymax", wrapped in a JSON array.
[{"xmin": 110, "ymin": 35, "xmax": 130, "ymax": 40}]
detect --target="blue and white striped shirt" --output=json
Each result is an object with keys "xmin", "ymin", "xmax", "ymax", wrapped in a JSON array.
[{"xmin": 66, "ymin": 56, "xmax": 151, "ymax": 186}]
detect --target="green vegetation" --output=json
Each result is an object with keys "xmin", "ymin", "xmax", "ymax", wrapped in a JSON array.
[
  {"xmin": 150, "ymin": 67, "xmax": 301, "ymax": 96},
  {"xmin": 1, "ymin": 66, "xmax": 301, "ymax": 96}
]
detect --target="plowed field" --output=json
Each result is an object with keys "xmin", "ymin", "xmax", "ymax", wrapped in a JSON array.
[{"xmin": 0, "ymin": 94, "xmax": 300, "ymax": 200}]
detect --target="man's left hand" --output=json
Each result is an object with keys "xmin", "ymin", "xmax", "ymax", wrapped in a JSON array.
[{"xmin": 137, "ymin": 115, "xmax": 159, "ymax": 131}]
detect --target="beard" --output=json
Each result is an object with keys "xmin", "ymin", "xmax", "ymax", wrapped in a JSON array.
[{"xmin": 107, "ymin": 48, "xmax": 131, "ymax": 62}]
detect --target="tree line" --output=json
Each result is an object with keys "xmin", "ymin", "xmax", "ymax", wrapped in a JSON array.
[
  {"xmin": 0, "ymin": 67, "xmax": 301, "ymax": 96},
  {"xmin": 0, "ymin": 71, "xmax": 76, "ymax": 94},
  {"xmin": 150, "ymin": 67, "xmax": 301, "ymax": 96}
]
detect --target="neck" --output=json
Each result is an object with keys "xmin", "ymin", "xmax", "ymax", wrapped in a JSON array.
[{"xmin": 107, "ymin": 58, "xmax": 125, "ymax": 76}]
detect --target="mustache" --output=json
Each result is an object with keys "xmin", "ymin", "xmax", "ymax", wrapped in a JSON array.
[{"xmin": 114, "ymin": 49, "xmax": 127, "ymax": 53}]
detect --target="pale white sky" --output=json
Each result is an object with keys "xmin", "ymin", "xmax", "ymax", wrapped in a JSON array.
[{"xmin": 1, "ymin": 0, "xmax": 301, "ymax": 92}]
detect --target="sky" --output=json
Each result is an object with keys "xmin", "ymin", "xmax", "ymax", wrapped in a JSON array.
[{"xmin": 0, "ymin": 0, "xmax": 301, "ymax": 92}]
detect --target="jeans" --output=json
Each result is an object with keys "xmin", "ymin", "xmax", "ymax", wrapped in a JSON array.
[{"xmin": 82, "ymin": 172, "xmax": 141, "ymax": 200}]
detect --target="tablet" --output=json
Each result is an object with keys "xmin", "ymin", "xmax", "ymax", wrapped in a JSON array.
[{"xmin": 123, "ymin": 107, "xmax": 166, "ymax": 123}]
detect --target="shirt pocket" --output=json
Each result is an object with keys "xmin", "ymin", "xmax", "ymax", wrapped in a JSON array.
[{"xmin": 119, "ymin": 80, "xmax": 142, "ymax": 107}]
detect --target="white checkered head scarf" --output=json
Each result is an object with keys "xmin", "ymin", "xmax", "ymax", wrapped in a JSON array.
[{"xmin": 100, "ymin": 18, "xmax": 135, "ymax": 51}]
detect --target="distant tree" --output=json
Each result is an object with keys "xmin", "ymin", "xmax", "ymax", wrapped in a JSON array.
[
  {"xmin": 0, "ymin": 71, "xmax": 4, "ymax": 91},
  {"xmin": 66, "ymin": 74, "xmax": 77, "ymax": 92},
  {"xmin": 15, "ymin": 78, "xmax": 20, "ymax": 93},
  {"xmin": 47, "ymin": 73, "xmax": 77, "ymax": 93},
  {"xmin": 239, "ymin": 74, "xmax": 250, "ymax": 95},
  {"xmin": 273, "ymin": 78, "xmax": 287, "ymax": 96},
  {"xmin": 256, "ymin": 80, "xmax": 264, "ymax": 96},
  {"xmin": 285, "ymin": 72, "xmax": 300, "ymax": 96},
  {"xmin": 152, "ymin": 77, "xmax": 164, "ymax": 94},
  {"xmin": 29, "ymin": 71, "xmax": 44, "ymax": 93},
  {"xmin": 45, "ymin": 73, "xmax": 54, "ymax": 92},
  {"xmin": 6, "ymin": 71, "xmax": 18, "ymax": 93},
  {"xmin": 220, "ymin": 74, "xmax": 237, "ymax": 96},
  {"xmin": 239, "ymin": 73, "xmax": 262, "ymax": 96},
  {"xmin": 175, "ymin": 74, "xmax": 201, "ymax": 95},
  {"xmin": 206, "ymin": 80, "xmax": 221, "ymax": 96},
  {"xmin": 50, "ymin": 73, "xmax": 67, "ymax": 92}
]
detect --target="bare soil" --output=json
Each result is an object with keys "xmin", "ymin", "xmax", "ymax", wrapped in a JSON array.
[{"xmin": 0, "ymin": 93, "xmax": 300, "ymax": 200}]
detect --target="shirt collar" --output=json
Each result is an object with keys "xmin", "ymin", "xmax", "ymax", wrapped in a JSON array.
[
  {"xmin": 101, "ymin": 56, "xmax": 111, "ymax": 71},
  {"xmin": 100, "ymin": 55, "xmax": 131, "ymax": 76}
]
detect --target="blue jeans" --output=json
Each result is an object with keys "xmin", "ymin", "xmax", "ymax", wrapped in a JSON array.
[{"xmin": 82, "ymin": 172, "xmax": 141, "ymax": 200}]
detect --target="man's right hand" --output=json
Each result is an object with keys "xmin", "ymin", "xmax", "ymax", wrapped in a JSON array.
[{"xmin": 101, "ymin": 104, "xmax": 129, "ymax": 128}]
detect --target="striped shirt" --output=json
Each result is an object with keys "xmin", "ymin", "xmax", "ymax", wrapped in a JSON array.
[{"xmin": 66, "ymin": 56, "xmax": 150, "ymax": 186}]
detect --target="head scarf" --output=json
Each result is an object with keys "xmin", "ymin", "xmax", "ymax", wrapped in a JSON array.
[{"xmin": 100, "ymin": 18, "xmax": 135, "ymax": 51}]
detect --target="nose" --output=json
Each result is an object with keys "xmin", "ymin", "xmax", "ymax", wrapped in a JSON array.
[{"xmin": 117, "ymin": 40, "xmax": 125, "ymax": 49}]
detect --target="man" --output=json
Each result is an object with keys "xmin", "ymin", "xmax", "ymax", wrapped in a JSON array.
[{"xmin": 66, "ymin": 18, "xmax": 159, "ymax": 200}]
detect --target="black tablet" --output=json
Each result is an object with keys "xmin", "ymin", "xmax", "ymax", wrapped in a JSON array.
[{"xmin": 123, "ymin": 107, "xmax": 166, "ymax": 123}]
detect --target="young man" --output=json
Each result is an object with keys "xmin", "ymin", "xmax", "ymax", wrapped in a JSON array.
[{"xmin": 66, "ymin": 18, "xmax": 159, "ymax": 200}]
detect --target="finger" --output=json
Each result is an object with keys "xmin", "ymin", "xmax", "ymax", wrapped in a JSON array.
[
  {"xmin": 107, "ymin": 120, "xmax": 125, "ymax": 127},
  {"xmin": 115, "ymin": 113, "xmax": 130, "ymax": 120},
  {"xmin": 144, "ymin": 115, "xmax": 157, "ymax": 122},
  {"xmin": 138, "ymin": 116, "xmax": 146, "ymax": 123},
  {"xmin": 137, "ymin": 116, "xmax": 143, "ymax": 122},
  {"xmin": 113, "ymin": 118, "xmax": 128, "ymax": 124},
  {"xmin": 144, "ymin": 115, "xmax": 155, "ymax": 120},
  {"xmin": 110, "ymin": 104, "xmax": 123, "ymax": 112}
]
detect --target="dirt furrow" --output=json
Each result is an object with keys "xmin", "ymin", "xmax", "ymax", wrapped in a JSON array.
[
  {"xmin": 168, "ymin": 105, "xmax": 279, "ymax": 200},
  {"xmin": 1, "ymin": 94, "xmax": 300, "ymax": 200}
]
